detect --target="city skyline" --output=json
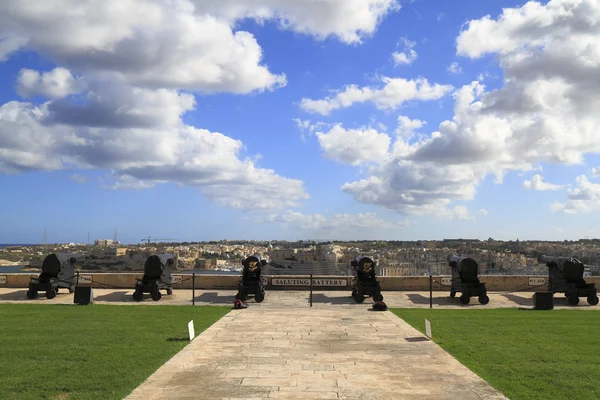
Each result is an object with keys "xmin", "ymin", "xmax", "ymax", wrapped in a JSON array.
[{"xmin": 1, "ymin": 0, "xmax": 600, "ymax": 243}]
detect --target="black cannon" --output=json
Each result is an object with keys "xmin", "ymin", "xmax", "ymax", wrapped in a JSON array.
[
  {"xmin": 235, "ymin": 255, "xmax": 267, "ymax": 302},
  {"xmin": 26, "ymin": 253, "xmax": 76, "ymax": 299},
  {"xmin": 350, "ymin": 256, "xmax": 383, "ymax": 303},
  {"xmin": 447, "ymin": 254, "xmax": 489, "ymax": 305},
  {"xmin": 538, "ymin": 255, "xmax": 598, "ymax": 306},
  {"xmin": 132, "ymin": 254, "xmax": 175, "ymax": 302}
]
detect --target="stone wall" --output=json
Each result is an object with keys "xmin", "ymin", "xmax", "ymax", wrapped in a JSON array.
[{"xmin": 2, "ymin": 273, "xmax": 600, "ymax": 292}]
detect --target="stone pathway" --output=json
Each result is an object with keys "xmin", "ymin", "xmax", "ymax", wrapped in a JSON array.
[{"xmin": 126, "ymin": 308, "xmax": 508, "ymax": 400}]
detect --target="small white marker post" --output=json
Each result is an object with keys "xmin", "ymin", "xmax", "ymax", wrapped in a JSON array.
[
  {"xmin": 425, "ymin": 319, "xmax": 432, "ymax": 339},
  {"xmin": 188, "ymin": 320, "xmax": 195, "ymax": 341}
]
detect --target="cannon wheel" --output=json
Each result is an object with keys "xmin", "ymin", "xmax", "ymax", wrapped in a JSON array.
[
  {"xmin": 255, "ymin": 291, "xmax": 265, "ymax": 303},
  {"xmin": 478, "ymin": 295, "xmax": 490, "ymax": 305},
  {"xmin": 353, "ymin": 291, "xmax": 365, "ymax": 303},
  {"xmin": 373, "ymin": 292, "xmax": 384, "ymax": 302},
  {"xmin": 450, "ymin": 291, "xmax": 456, "ymax": 298},
  {"xmin": 26, "ymin": 289, "xmax": 38, "ymax": 299},
  {"xmin": 587, "ymin": 295, "xmax": 599, "ymax": 306},
  {"xmin": 459, "ymin": 294, "xmax": 470, "ymax": 305},
  {"xmin": 46, "ymin": 289, "xmax": 57, "ymax": 300},
  {"xmin": 166, "ymin": 289, "xmax": 173, "ymax": 295},
  {"xmin": 151, "ymin": 290, "xmax": 162, "ymax": 302},
  {"xmin": 69, "ymin": 287, "xmax": 75, "ymax": 294},
  {"xmin": 567, "ymin": 295, "xmax": 579, "ymax": 306},
  {"xmin": 132, "ymin": 290, "xmax": 143, "ymax": 302}
]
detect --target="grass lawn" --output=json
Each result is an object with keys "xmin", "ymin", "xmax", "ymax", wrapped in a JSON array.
[
  {"xmin": 391, "ymin": 308, "xmax": 600, "ymax": 400},
  {"xmin": 0, "ymin": 304, "xmax": 230, "ymax": 400}
]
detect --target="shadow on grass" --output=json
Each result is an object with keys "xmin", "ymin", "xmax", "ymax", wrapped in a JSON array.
[{"xmin": 167, "ymin": 337, "xmax": 189, "ymax": 342}]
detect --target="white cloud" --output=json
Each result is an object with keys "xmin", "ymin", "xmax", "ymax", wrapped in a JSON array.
[
  {"xmin": 190, "ymin": 0, "xmax": 400, "ymax": 44},
  {"xmin": 17, "ymin": 68, "xmax": 86, "ymax": 99},
  {"xmin": 0, "ymin": 99, "xmax": 309, "ymax": 210},
  {"xmin": 590, "ymin": 167, "xmax": 600, "ymax": 177},
  {"xmin": 299, "ymin": 76, "xmax": 453, "ymax": 115},
  {"xmin": 523, "ymin": 174, "xmax": 565, "ymax": 191},
  {"xmin": 447, "ymin": 62, "xmax": 462, "ymax": 74},
  {"xmin": 395, "ymin": 115, "xmax": 425, "ymax": 137},
  {"xmin": 69, "ymin": 173, "xmax": 88, "ymax": 184},
  {"xmin": 314, "ymin": 124, "xmax": 391, "ymax": 166},
  {"xmin": 480, "ymin": 208, "xmax": 488, "ymax": 216},
  {"xmin": 262, "ymin": 210, "xmax": 410, "ymax": 232},
  {"xmin": 1, "ymin": 1, "xmax": 290, "ymax": 95},
  {"xmin": 392, "ymin": 37, "xmax": 417, "ymax": 66},
  {"xmin": 550, "ymin": 175, "xmax": 600, "ymax": 214}
]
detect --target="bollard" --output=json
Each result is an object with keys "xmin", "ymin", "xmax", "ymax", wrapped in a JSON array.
[
  {"xmin": 429, "ymin": 274, "xmax": 433, "ymax": 309},
  {"xmin": 192, "ymin": 272, "xmax": 195, "ymax": 306},
  {"xmin": 310, "ymin": 274, "xmax": 313, "ymax": 307}
]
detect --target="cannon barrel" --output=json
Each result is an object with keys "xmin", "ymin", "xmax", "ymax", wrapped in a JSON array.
[
  {"xmin": 447, "ymin": 254, "xmax": 461, "ymax": 263},
  {"xmin": 538, "ymin": 255, "xmax": 564, "ymax": 264}
]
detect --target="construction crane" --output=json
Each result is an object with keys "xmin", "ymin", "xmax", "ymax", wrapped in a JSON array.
[{"xmin": 140, "ymin": 236, "xmax": 177, "ymax": 245}]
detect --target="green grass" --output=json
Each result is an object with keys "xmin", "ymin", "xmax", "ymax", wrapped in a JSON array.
[
  {"xmin": 391, "ymin": 308, "xmax": 600, "ymax": 400},
  {"xmin": 0, "ymin": 304, "xmax": 230, "ymax": 400}
]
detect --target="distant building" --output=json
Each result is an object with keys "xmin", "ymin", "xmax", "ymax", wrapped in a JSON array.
[{"xmin": 94, "ymin": 239, "xmax": 114, "ymax": 247}]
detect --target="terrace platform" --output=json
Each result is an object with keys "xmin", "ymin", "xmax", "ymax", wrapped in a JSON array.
[{"xmin": 0, "ymin": 288, "xmax": 598, "ymax": 309}]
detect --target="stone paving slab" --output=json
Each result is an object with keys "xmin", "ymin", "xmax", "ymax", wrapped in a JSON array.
[
  {"xmin": 0, "ymin": 288, "xmax": 598, "ymax": 310},
  {"xmin": 125, "ymin": 308, "xmax": 509, "ymax": 400}
]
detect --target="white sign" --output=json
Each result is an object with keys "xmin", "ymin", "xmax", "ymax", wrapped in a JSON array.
[
  {"xmin": 441, "ymin": 277, "xmax": 452, "ymax": 286},
  {"xmin": 529, "ymin": 277, "xmax": 546, "ymax": 286},
  {"xmin": 271, "ymin": 278, "xmax": 347, "ymax": 287},
  {"xmin": 188, "ymin": 320, "xmax": 195, "ymax": 341},
  {"xmin": 0, "ymin": 276, "xmax": 6, "ymax": 285},
  {"xmin": 425, "ymin": 319, "xmax": 432, "ymax": 339},
  {"xmin": 172, "ymin": 275, "xmax": 182, "ymax": 284},
  {"xmin": 79, "ymin": 275, "xmax": 92, "ymax": 284}
]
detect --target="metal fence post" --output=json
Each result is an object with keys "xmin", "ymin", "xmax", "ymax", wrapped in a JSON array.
[
  {"xmin": 429, "ymin": 274, "xmax": 433, "ymax": 309},
  {"xmin": 192, "ymin": 272, "xmax": 195, "ymax": 306},
  {"xmin": 310, "ymin": 274, "xmax": 313, "ymax": 307}
]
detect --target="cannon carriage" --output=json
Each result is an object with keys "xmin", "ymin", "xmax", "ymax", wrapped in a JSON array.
[
  {"xmin": 26, "ymin": 253, "xmax": 77, "ymax": 299},
  {"xmin": 447, "ymin": 254, "xmax": 489, "ymax": 305},
  {"xmin": 538, "ymin": 255, "xmax": 598, "ymax": 306},
  {"xmin": 350, "ymin": 256, "xmax": 383, "ymax": 303},
  {"xmin": 235, "ymin": 255, "xmax": 267, "ymax": 303},
  {"xmin": 132, "ymin": 254, "xmax": 175, "ymax": 302}
]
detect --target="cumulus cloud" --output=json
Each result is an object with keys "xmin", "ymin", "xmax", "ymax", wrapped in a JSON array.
[
  {"xmin": 447, "ymin": 62, "xmax": 462, "ymax": 74},
  {"xmin": 392, "ymin": 37, "xmax": 417, "ymax": 65},
  {"xmin": 395, "ymin": 115, "xmax": 425, "ymax": 137},
  {"xmin": 314, "ymin": 124, "xmax": 391, "ymax": 165},
  {"xmin": 0, "ymin": 100, "xmax": 309, "ymax": 210},
  {"xmin": 326, "ymin": 0, "xmax": 600, "ymax": 218},
  {"xmin": 299, "ymin": 76, "xmax": 453, "ymax": 115},
  {"xmin": 590, "ymin": 167, "xmax": 600, "ymax": 177},
  {"xmin": 0, "ymin": 1, "xmax": 289, "ymax": 94},
  {"xmin": 523, "ymin": 174, "xmax": 565, "ymax": 191},
  {"xmin": 191, "ymin": 0, "xmax": 401, "ymax": 44},
  {"xmin": 3, "ymin": 0, "xmax": 412, "ymax": 210},
  {"xmin": 480, "ymin": 208, "xmax": 488, "ymax": 216},
  {"xmin": 550, "ymin": 175, "xmax": 600, "ymax": 214},
  {"xmin": 262, "ymin": 210, "xmax": 410, "ymax": 232},
  {"xmin": 17, "ymin": 67, "xmax": 86, "ymax": 98}
]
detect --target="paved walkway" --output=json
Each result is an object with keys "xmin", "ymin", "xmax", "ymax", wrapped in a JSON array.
[
  {"xmin": 0, "ymin": 288, "xmax": 597, "ymax": 310},
  {"xmin": 126, "ymin": 308, "xmax": 507, "ymax": 400}
]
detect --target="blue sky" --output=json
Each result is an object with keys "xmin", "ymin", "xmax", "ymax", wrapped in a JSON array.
[{"xmin": 1, "ymin": 0, "xmax": 599, "ymax": 244}]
